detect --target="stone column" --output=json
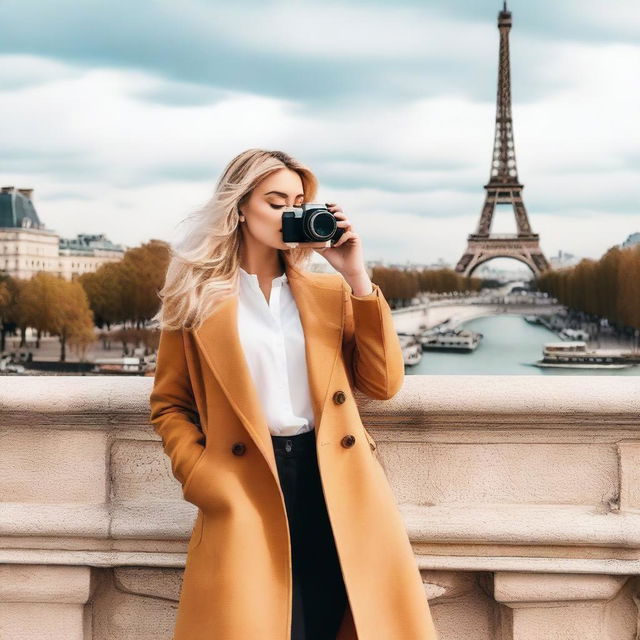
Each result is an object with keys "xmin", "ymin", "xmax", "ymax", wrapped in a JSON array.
[
  {"xmin": 0, "ymin": 565, "xmax": 92, "ymax": 640},
  {"xmin": 492, "ymin": 572, "xmax": 633, "ymax": 640}
]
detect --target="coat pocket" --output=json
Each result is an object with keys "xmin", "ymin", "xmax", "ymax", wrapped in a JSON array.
[
  {"xmin": 182, "ymin": 447, "xmax": 207, "ymax": 504},
  {"xmin": 363, "ymin": 427, "xmax": 377, "ymax": 453},
  {"xmin": 187, "ymin": 508, "xmax": 205, "ymax": 551},
  {"xmin": 363, "ymin": 428, "xmax": 389, "ymax": 473}
]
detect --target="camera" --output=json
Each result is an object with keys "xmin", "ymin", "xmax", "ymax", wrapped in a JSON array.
[{"xmin": 281, "ymin": 203, "xmax": 345, "ymax": 247}]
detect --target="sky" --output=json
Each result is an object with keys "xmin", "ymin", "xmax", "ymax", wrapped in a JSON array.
[{"xmin": 1, "ymin": 0, "xmax": 639, "ymax": 273}]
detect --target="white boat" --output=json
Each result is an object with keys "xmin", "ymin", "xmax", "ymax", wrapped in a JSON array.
[
  {"xmin": 533, "ymin": 341, "xmax": 636, "ymax": 369},
  {"xmin": 397, "ymin": 333, "xmax": 423, "ymax": 366},
  {"xmin": 419, "ymin": 328, "xmax": 483, "ymax": 352},
  {"xmin": 559, "ymin": 328, "xmax": 590, "ymax": 341},
  {"xmin": 93, "ymin": 356, "xmax": 150, "ymax": 374},
  {"xmin": 0, "ymin": 355, "xmax": 26, "ymax": 374}
]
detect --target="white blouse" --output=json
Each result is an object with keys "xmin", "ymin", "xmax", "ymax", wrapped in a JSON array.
[{"xmin": 237, "ymin": 266, "xmax": 315, "ymax": 436}]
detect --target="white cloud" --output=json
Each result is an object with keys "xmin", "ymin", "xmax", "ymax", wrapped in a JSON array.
[
  {"xmin": 210, "ymin": 3, "xmax": 491, "ymax": 61},
  {"xmin": 576, "ymin": 0, "xmax": 640, "ymax": 37},
  {"xmin": 0, "ymin": 55, "xmax": 80, "ymax": 89},
  {"xmin": 1, "ymin": 20, "xmax": 638, "ymax": 272},
  {"xmin": 0, "ymin": 56, "xmax": 295, "ymax": 178},
  {"xmin": 513, "ymin": 42, "xmax": 640, "ymax": 170}
]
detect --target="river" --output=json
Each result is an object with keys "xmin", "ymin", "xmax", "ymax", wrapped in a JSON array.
[{"xmin": 405, "ymin": 313, "xmax": 640, "ymax": 376}]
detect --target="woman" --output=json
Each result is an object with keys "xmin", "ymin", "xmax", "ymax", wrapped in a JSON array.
[{"xmin": 149, "ymin": 149, "xmax": 438, "ymax": 639}]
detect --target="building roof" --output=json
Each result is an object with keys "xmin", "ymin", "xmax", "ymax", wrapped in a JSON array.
[
  {"xmin": 0, "ymin": 186, "xmax": 45, "ymax": 230},
  {"xmin": 59, "ymin": 233, "xmax": 124, "ymax": 254}
]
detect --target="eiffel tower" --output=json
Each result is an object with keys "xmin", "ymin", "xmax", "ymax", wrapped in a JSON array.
[{"xmin": 455, "ymin": 2, "xmax": 551, "ymax": 278}]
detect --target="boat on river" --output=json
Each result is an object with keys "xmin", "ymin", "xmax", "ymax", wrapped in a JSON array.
[
  {"xmin": 533, "ymin": 341, "xmax": 636, "ymax": 369},
  {"xmin": 558, "ymin": 327, "xmax": 590, "ymax": 341},
  {"xmin": 397, "ymin": 332, "xmax": 423, "ymax": 366},
  {"xmin": 93, "ymin": 356, "xmax": 155, "ymax": 375},
  {"xmin": 419, "ymin": 328, "xmax": 483, "ymax": 353}
]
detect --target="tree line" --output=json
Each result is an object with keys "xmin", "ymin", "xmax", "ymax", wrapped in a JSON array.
[
  {"xmin": 0, "ymin": 240, "xmax": 169, "ymax": 360},
  {"xmin": 536, "ymin": 244, "xmax": 640, "ymax": 330},
  {"xmin": 0, "ymin": 240, "xmax": 483, "ymax": 361},
  {"xmin": 371, "ymin": 265, "xmax": 483, "ymax": 308}
]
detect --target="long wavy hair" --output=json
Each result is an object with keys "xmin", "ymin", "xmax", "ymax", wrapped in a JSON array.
[{"xmin": 152, "ymin": 149, "xmax": 319, "ymax": 331}]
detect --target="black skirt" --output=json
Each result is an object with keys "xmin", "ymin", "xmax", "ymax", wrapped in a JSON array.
[{"xmin": 271, "ymin": 428, "xmax": 349, "ymax": 640}]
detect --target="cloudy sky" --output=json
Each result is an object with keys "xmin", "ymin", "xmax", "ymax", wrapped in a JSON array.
[{"xmin": 1, "ymin": 0, "xmax": 638, "ymax": 273}]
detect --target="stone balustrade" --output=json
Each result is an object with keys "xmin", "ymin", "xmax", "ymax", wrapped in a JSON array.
[{"xmin": 1, "ymin": 375, "xmax": 639, "ymax": 639}]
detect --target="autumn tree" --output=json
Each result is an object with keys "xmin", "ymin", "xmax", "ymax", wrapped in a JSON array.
[
  {"xmin": 537, "ymin": 244, "xmax": 640, "ymax": 330},
  {"xmin": 19, "ymin": 273, "xmax": 94, "ymax": 361}
]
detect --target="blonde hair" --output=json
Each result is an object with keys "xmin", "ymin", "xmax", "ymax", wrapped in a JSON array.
[{"xmin": 152, "ymin": 149, "xmax": 319, "ymax": 331}]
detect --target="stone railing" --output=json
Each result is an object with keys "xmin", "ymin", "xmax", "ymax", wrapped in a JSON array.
[{"xmin": 1, "ymin": 375, "xmax": 639, "ymax": 639}]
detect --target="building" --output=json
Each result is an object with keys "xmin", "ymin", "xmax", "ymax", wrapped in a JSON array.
[
  {"xmin": 548, "ymin": 249, "xmax": 581, "ymax": 270},
  {"xmin": 0, "ymin": 186, "xmax": 124, "ymax": 281},
  {"xmin": 621, "ymin": 232, "xmax": 640, "ymax": 249}
]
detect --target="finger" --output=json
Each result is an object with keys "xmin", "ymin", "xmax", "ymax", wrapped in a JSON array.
[{"xmin": 333, "ymin": 230, "xmax": 355, "ymax": 247}]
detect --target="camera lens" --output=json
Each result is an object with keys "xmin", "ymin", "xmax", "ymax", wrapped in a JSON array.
[{"xmin": 304, "ymin": 210, "xmax": 336, "ymax": 241}]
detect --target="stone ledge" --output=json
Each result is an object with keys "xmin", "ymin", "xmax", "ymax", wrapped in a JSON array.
[
  {"xmin": 0, "ymin": 503, "xmax": 110, "ymax": 537},
  {"xmin": 404, "ymin": 503, "xmax": 640, "ymax": 548},
  {"xmin": 0, "ymin": 501, "xmax": 196, "ymax": 539},
  {"xmin": 1, "ymin": 375, "xmax": 639, "ymax": 423},
  {"xmin": 0, "ymin": 549, "xmax": 189, "ymax": 568},
  {"xmin": 3, "ymin": 502, "xmax": 639, "ymax": 559},
  {"xmin": 415, "ymin": 553, "xmax": 640, "ymax": 575},
  {"xmin": 2, "ymin": 549, "xmax": 639, "ymax": 578}
]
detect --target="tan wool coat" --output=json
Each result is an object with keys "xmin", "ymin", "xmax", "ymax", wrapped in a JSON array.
[{"xmin": 149, "ymin": 258, "xmax": 438, "ymax": 639}]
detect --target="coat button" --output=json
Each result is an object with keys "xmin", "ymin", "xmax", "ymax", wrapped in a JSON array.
[
  {"xmin": 333, "ymin": 390, "xmax": 347, "ymax": 404},
  {"xmin": 231, "ymin": 442, "xmax": 246, "ymax": 456},
  {"xmin": 341, "ymin": 435, "xmax": 356, "ymax": 448}
]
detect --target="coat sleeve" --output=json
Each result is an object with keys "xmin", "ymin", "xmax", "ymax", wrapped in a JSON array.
[
  {"xmin": 341, "ymin": 278, "xmax": 405, "ymax": 400},
  {"xmin": 149, "ymin": 328, "xmax": 205, "ymax": 486}
]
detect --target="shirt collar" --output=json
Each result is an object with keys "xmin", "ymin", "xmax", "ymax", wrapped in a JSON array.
[{"xmin": 239, "ymin": 266, "xmax": 288, "ymax": 286}]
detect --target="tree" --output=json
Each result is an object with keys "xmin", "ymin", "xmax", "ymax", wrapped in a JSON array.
[{"xmin": 20, "ymin": 273, "xmax": 94, "ymax": 362}]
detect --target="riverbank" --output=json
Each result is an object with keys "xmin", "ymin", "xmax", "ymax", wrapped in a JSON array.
[
  {"xmin": 392, "ymin": 302, "xmax": 563, "ymax": 334},
  {"xmin": 392, "ymin": 301, "xmax": 638, "ymax": 352}
]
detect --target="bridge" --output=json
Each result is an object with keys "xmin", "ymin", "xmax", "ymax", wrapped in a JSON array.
[{"xmin": 392, "ymin": 298, "xmax": 565, "ymax": 334}]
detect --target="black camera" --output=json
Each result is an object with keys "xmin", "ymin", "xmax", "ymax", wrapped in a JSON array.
[{"xmin": 281, "ymin": 203, "xmax": 345, "ymax": 247}]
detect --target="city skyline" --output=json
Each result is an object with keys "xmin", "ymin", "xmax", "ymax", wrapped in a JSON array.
[{"xmin": 1, "ymin": 0, "xmax": 638, "ymax": 273}]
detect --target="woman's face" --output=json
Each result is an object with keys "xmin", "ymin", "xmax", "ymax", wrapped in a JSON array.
[{"xmin": 240, "ymin": 168, "xmax": 326, "ymax": 251}]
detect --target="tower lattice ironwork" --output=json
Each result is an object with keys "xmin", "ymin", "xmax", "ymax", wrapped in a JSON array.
[{"xmin": 455, "ymin": 2, "xmax": 551, "ymax": 278}]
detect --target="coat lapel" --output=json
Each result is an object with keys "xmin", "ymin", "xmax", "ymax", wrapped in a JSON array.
[{"xmin": 191, "ymin": 258, "xmax": 343, "ymax": 480}]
